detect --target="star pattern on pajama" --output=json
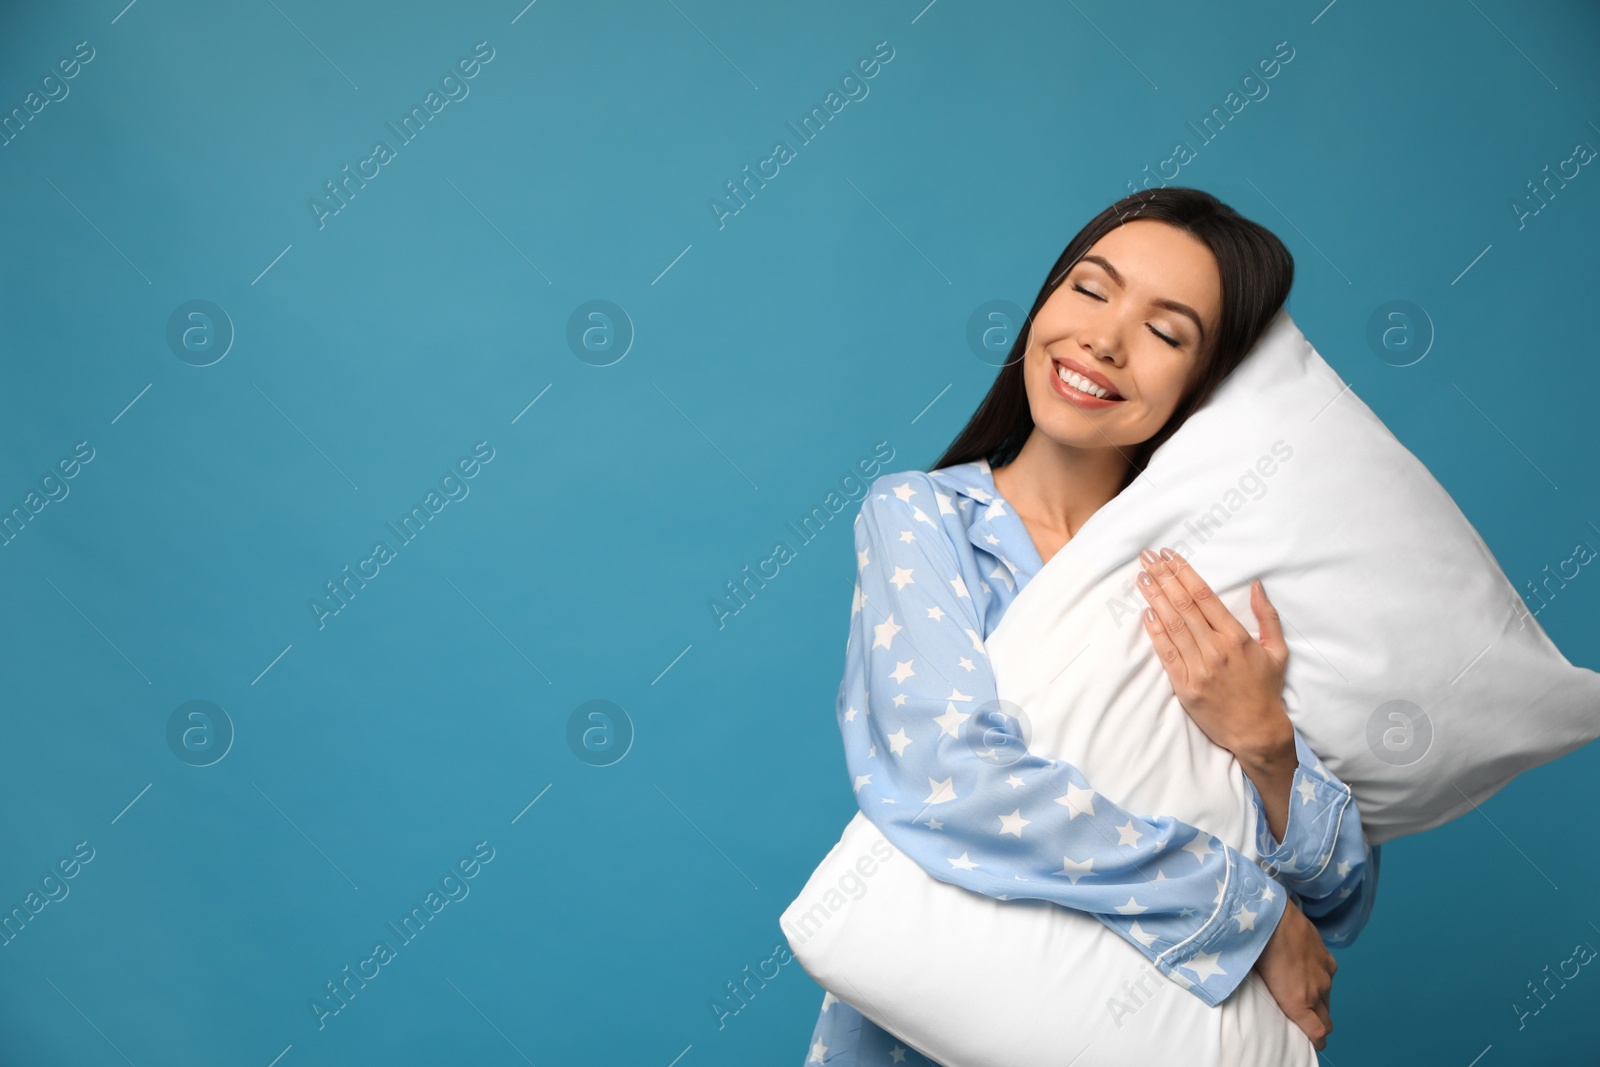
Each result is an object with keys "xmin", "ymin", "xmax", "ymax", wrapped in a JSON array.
[{"xmin": 803, "ymin": 459, "xmax": 1379, "ymax": 1066}]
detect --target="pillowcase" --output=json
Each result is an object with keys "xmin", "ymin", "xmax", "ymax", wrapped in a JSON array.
[
  {"xmin": 782, "ymin": 308, "xmax": 1600, "ymax": 1065},
  {"xmin": 1008, "ymin": 306, "xmax": 1600, "ymax": 846}
]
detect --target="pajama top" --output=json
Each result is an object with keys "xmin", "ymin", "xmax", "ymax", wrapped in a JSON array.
[{"xmin": 804, "ymin": 457, "xmax": 1378, "ymax": 1065}]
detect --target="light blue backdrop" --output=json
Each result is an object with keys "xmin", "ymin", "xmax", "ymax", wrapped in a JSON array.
[{"xmin": 1, "ymin": 1, "xmax": 1597, "ymax": 1064}]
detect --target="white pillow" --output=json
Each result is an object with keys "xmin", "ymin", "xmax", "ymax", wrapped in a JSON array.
[
  {"xmin": 783, "ymin": 308, "xmax": 1600, "ymax": 1065},
  {"xmin": 1029, "ymin": 305, "xmax": 1600, "ymax": 846}
]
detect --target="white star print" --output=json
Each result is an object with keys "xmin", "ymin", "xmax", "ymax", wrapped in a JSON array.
[
  {"xmin": 998, "ymin": 808, "xmax": 1031, "ymax": 837},
  {"xmin": 872, "ymin": 613, "xmax": 902, "ymax": 651},
  {"xmin": 809, "ymin": 1038, "xmax": 829, "ymax": 1062},
  {"xmin": 1056, "ymin": 855, "xmax": 1094, "ymax": 883},
  {"xmin": 988, "ymin": 562, "xmax": 1015, "ymax": 592},
  {"xmin": 932, "ymin": 703, "xmax": 970, "ymax": 738},
  {"xmin": 1055, "ymin": 782, "xmax": 1096, "ymax": 818},
  {"xmin": 811, "ymin": 462, "xmax": 1375, "ymax": 1043},
  {"xmin": 1181, "ymin": 950, "xmax": 1226, "ymax": 982},
  {"xmin": 1182, "ymin": 833, "xmax": 1215, "ymax": 863}
]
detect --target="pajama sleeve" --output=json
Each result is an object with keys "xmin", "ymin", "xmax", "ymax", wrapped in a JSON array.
[
  {"xmin": 839, "ymin": 473, "xmax": 1290, "ymax": 1008},
  {"xmin": 1244, "ymin": 731, "xmax": 1380, "ymax": 946}
]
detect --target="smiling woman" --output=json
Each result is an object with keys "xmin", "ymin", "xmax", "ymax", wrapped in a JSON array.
[{"xmin": 797, "ymin": 188, "xmax": 1373, "ymax": 1066}]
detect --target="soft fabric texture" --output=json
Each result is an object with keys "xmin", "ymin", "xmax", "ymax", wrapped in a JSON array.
[
  {"xmin": 996, "ymin": 307, "xmax": 1600, "ymax": 845},
  {"xmin": 797, "ymin": 456, "xmax": 1374, "ymax": 1065},
  {"xmin": 785, "ymin": 308, "xmax": 1600, "ymax": 1065}
]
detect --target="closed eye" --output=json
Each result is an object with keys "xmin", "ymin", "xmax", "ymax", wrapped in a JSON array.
[{"xmin": 1073, "ymin": 284, "xmax": 1182, "ymax": 348}]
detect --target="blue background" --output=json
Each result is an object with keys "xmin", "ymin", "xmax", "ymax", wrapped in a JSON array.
[{"xmin": 1, "ymin": 1, "xmax": 1597, "ymax": 1064}]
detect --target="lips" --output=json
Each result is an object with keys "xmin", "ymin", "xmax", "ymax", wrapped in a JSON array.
[{"xmin": 1051, "ymin": 356, "xmax": 1125, "ymax": 402}]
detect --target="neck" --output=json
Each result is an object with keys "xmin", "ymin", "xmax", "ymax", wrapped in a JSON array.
[{"xmin": 992, "ymin": 429, "xmax": 1130, "ymax": 538}]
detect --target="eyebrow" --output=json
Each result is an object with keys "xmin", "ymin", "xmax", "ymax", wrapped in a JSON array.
[{"xmin": 1078, "ymin": 254, "xmax": 1207, "ymax": 345}]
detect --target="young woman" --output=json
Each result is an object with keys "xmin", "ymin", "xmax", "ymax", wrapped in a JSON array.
[{"xmin": 803, "ymin": 188, "xmax": 1379, "ymax": 1065}]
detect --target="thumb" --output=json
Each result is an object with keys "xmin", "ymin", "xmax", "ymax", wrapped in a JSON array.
[{"xmin": 1252, "ymin": 578, "xmax": 1289, "ymax": 667}]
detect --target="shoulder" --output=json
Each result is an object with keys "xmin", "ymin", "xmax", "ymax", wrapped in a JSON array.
[
  {"xmin": 857, "ymin": 470, "xmax": 940, "ymax": 523},
  {"xmin": 856, "ymin": 470, "xmax": 971, "ymax": 561}
]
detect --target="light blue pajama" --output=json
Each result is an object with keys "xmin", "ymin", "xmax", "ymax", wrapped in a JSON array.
[{"xmin": 803, "ymin": 458, "xmax": 1379, "ymax": 1066}]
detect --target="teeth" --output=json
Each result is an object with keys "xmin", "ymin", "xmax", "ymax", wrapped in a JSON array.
[{"xmin": 1057, "ymin": 364, "xmax": 1113, "ymax": 399}]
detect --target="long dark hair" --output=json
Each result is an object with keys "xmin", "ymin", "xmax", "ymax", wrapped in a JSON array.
[{"xmin": 933, "ymin": 187, "xmax": 1294, "ymax": 493}]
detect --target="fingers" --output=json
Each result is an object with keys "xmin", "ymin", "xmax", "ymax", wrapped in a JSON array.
[
  {"xmin": 1312, "ymin": 994, "xmax": 1333, "ymax": 1042},
  {"xmin": 1251, "ymin": 579, "xmax": 1291, "ymax": 668},
  {"xmin": 1140, "ymin": 600, "xmax": 1182, "ymax": 667},
  {"xmin": 1294, "ymin": 1001, "xmax": 1331, "ymax": 1052},
  {"xmin": 1137, "ymin": 554, "xmax": 1204, "ymax": 672},
  {"xmin": 1156, "ymin": 547, "xmax": 1243, "ymax": 639},
  {"xmin": 1143, "ymin": 552, "xmax": 1221, "ymax": 657}
]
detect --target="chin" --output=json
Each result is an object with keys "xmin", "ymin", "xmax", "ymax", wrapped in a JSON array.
[{"xmin": 1031, "ymin": 412, "xmax": 1128, "ymax": 451}]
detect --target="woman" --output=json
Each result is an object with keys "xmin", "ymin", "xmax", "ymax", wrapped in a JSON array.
[{"xmin": 804, "ymin": 188, "xmax": 1379, "ymax": 1065}]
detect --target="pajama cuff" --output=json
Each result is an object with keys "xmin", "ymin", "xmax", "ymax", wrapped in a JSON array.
[
  {"xmin": 1154, "ymin": 849, "xmax": 1289, "ymax": 1007},
  {"xmin": 1253, "ymin": 766, "xmax": 1352, "ymax": 889}
]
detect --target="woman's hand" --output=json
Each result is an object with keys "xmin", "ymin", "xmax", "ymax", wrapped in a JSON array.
[
  {"xmin": 1135, "ymin": 547, "xmax": 1294, "ymax": 766},
  {"xmin": 1255, "ymin": 897, "xmax": 1337, "ymax": 1051}
]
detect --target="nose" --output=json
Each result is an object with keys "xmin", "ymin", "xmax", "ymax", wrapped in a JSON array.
[{"xmin": 1080, "ymin": 318, "xmax": 1127, "ymax": 368}]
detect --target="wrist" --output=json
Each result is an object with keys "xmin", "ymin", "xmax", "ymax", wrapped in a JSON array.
[{"xmin": 1237, "ymin": 713, "xmax": 1295, "ymax": 775}]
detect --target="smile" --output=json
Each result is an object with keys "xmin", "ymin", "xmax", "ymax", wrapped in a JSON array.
[{"xmin": 1050, "ymin": 358, "xmax": 1126, "ymax": 408}]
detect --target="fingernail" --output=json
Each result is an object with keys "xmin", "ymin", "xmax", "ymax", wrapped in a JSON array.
[
  {"xmin": 1159, "ymin": 547, "xmax": 1174, "ymax": 561},
  {"xmin": 1144, "ymin": 607, "xmax": 1156, "ymax": 624},
  {"xmin": 1137, "ymin": 571, "xmax": 1153, "ymax": 587},
  {"xmin": 1139, "ymin": 547, "xmax": 1159, "ymax": 565}
]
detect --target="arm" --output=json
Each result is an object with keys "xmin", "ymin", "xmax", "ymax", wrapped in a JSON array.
[
  {"xmin": 840, "ymin": 474, "xmax": 1287, "ymax": 1007},
  {"xmin": 1242, "ymin": 729, "xmax": 1380, "ymax": 946},
  {"xmin": 1131, "ymin": 548, "xmax": 1380, "ymax": 948}
]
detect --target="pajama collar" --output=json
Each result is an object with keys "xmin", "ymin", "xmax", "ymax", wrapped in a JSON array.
[{"xmin": 928, "ymin": 458, "xmax": 1043, "ymax": 586}]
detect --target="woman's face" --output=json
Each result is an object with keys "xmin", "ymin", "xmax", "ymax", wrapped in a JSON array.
[{"xmin": 1019, "ymin": 219, "xmax": 1224, "ymax": 451}]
